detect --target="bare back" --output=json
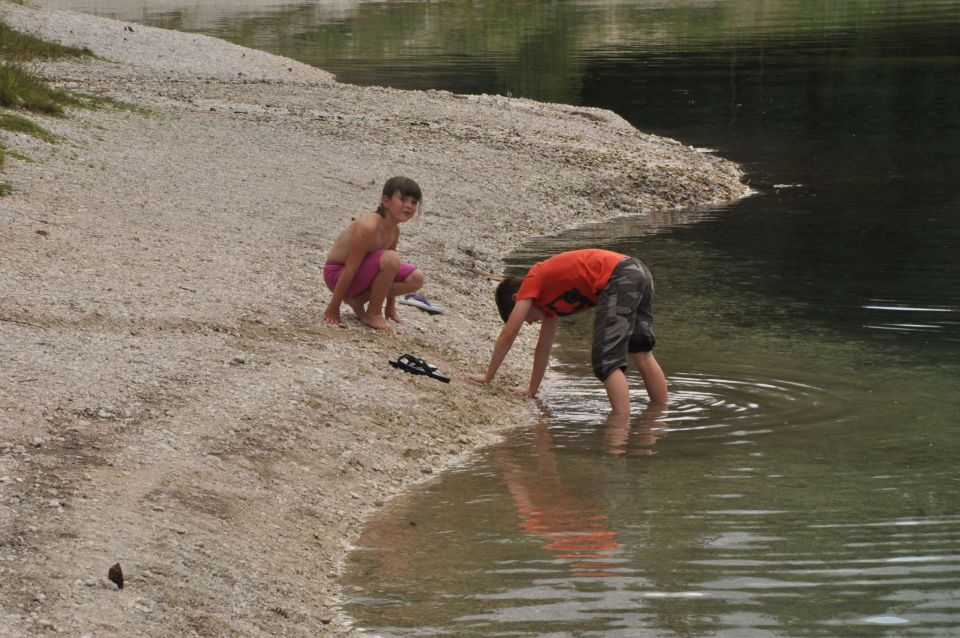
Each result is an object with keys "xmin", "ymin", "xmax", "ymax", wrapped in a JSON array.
[{"xmin": 326, "ymin": 211, "xmax": 400, "ymax": 264}]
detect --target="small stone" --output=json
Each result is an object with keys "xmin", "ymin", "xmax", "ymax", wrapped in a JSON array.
[
  {"xmin": 108, "ymin": 563, "xmax": 124, "ymax": 589},
  {"xmin": 132, "ymin": 597, "xmax": 152, "ymax": 613}
]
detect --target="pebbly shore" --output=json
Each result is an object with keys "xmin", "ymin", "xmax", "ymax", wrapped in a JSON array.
[{"xmin": 0, "ymin": 2, "xmax": 751, "ymax": 635}]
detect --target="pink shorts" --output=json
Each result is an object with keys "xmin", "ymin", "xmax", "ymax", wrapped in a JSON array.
[{"xmin": 323, "ymin": 250, "xmax": 418, "ymax": 298}]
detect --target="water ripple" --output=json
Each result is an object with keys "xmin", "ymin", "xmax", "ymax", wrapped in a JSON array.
[
  {"xmin": 861, "ymin": 301, "xmax": 959, "ymax": 336},
  {"xmin": 543, "ymin": 368, "xmax": 845, "ymax": 444}
]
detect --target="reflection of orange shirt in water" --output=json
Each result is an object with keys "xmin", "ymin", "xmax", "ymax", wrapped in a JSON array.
[{"xmin": 494, "ymin": 422, "xmax": 621, "ymax": 577}]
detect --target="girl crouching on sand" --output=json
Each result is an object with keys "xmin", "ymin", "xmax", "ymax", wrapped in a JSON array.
[{"xmin": 322, "ymin": 177, "xmax": 425, "ymax": 330}]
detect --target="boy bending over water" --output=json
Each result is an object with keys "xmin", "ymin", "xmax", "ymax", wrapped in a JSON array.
[
  {"xmin": 323, "ymin": 177, "xmax": 425, "ymax": 330},
  {"xmin": 466, "ymin": 249, "xmax": 668, "ymax": 413}
]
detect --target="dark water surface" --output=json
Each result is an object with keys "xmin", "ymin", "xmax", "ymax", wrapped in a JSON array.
[{"xmin": 45, "ymin": 0, "xmax": 960, "ymax": 635}]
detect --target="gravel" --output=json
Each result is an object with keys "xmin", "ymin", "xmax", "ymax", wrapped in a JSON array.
[{"xmin": 0, "ymin": 2, "xmax": 750, "ymax": 635}]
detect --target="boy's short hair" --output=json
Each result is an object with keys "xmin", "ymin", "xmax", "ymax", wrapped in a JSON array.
[{"xmin": 495, "ymin": 276, "xmax": 523, "ymax": 322}]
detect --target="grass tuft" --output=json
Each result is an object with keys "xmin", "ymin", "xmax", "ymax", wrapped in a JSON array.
[
  {"xmin": 0, "ymin": 62, "xmax": 83, "ymax": 115},
  {"xmin": 0, "ymin": 17, "xmax": 96, "ymax": 195},
  {"xmin": 0, "ymin": 110, "xmax": 59, "ymax": 141},
  {"xmin": 6, "ymin": 148, "xmax": 32, "ymax": 162},
  {"xmin": 0, "ymin": 22, "xmax": 93, "ymax": 60}
]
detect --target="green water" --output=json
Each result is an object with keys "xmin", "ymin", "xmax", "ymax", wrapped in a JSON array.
[
  {"xmin": 41, "ymin": 0, "xmax": 960, "ymax": 635},
  {"xmin": 345, "ymin": 213, "xmax": 960, "ymax": 637}
]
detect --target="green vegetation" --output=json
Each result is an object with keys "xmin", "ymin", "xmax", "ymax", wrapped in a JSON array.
[
  {"xmin": 82, "ymin": 92, "xmax": 149, "ymax": 115},
  {"xmin": 0, "ymin": 22, "xmax": 93, "ymax": 60},
  {"xmin": 0, "ymin": 110, "xmax": 58, "ymax": 141},
  {"xmin": 0, "ymin": 62, "xmax": 83, "ymax": 115},
  {"xmin": 0, "ymin": 18, "xmax": 93, "ymax": 195}
]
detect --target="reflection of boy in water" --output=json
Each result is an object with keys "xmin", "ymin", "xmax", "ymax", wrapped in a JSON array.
[
  {"xmin": 466, "ymin": 249, "xmax": 668, "ymax": 414},
  {"xmin": 494, "ymin": 421, "xmax": 622, "ymax": 577},
  {"xmin": 602, "ymin": 404, "xmax": 667, "ymax": 457},
  {"xmin": 494, "ymin": 406, "xmax": 669, "ymax": 576}
]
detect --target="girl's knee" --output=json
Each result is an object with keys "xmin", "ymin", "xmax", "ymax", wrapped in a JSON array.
[
  {"xmin": 405, "ymin": 268, "xmax": 425, "ymax": 290},
  {"xmin": 380, "ymin": 250, "xmax": 401, "ymax": 271}
]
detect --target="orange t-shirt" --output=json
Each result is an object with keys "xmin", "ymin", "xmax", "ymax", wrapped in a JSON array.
[{"xmin": 516, "ymin": 249, "xmax": 625, "ymax": 317}]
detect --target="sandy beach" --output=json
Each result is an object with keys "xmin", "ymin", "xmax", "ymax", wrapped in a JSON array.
[{"xmin": 0, "ymin": 3, "xmax": 750, "ymax": 635}]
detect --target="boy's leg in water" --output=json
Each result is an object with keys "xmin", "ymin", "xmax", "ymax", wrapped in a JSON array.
[
  {"xmin": 629, "ymin": 350, "xmax": 668, "ymax": 404},
  {"xmin": 624, "ymin": 258, "xmax": 668, "ymax": 404},
  {"xmin": 602, "ymin": 369, "xmax": 632, "ymax": 415}
]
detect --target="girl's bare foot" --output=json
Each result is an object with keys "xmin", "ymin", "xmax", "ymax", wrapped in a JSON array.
[
  {"xmin": 346, "ymin": 298, "xmax": 367, "ymax": 318},
  {"xmin": 361, "ymin": 313, "xmax": 392, "ymax": 330}
]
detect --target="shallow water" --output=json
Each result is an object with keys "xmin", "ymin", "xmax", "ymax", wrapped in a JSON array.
[
  {"xmin": 43, "ymin": 0, "xmax": 960, "ymax": 635},
  {"xmin": 343, "ymin": 211, "xmax": 960, "ymax": 637}
]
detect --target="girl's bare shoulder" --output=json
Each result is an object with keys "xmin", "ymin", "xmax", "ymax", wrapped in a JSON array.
[
  {"xmin": 345, "ymin": 211, "xmax": 379, "ymax": 234},
  {"xmin": 357, "ymin": 210, "xmax": 382, "ymax": 225}
]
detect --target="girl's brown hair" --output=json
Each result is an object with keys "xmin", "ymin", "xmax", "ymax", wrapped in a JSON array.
[{"xmin": 376, "ymin": 176, "xmax": 423, "ymax": 216}]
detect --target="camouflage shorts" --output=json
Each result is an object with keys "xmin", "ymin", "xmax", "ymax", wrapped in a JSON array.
[{"xmin": 591, "ymin": 257, "xmax": 656, "ymax": 381}]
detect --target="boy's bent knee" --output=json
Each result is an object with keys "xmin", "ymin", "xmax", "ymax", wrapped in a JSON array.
[
  {"xmin": 593, "ymin": 362, "xmax": 627, "ymax": 382},
  {"xmin": 627, "ymin": 324, "xmax": 656, "ymax": 352}
]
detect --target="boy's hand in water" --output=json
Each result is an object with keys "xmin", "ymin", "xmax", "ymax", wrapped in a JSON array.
[{"xmin": 464, "ymin": 373, "xmax": 489, "ymax": 384}]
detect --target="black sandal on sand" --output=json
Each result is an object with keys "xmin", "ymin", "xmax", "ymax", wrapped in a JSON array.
[{"xmin": 389, "ymin": 353, "xmax": 450, "ymax": 383}]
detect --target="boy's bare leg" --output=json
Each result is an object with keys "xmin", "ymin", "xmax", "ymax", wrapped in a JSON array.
[
  {"xmin": 602, "ymin": 369, "xmax": 632, "ymax": 415},
  {"xmin": 629, "ymin": 351, "xmax": 668, "ymax": 405}
]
